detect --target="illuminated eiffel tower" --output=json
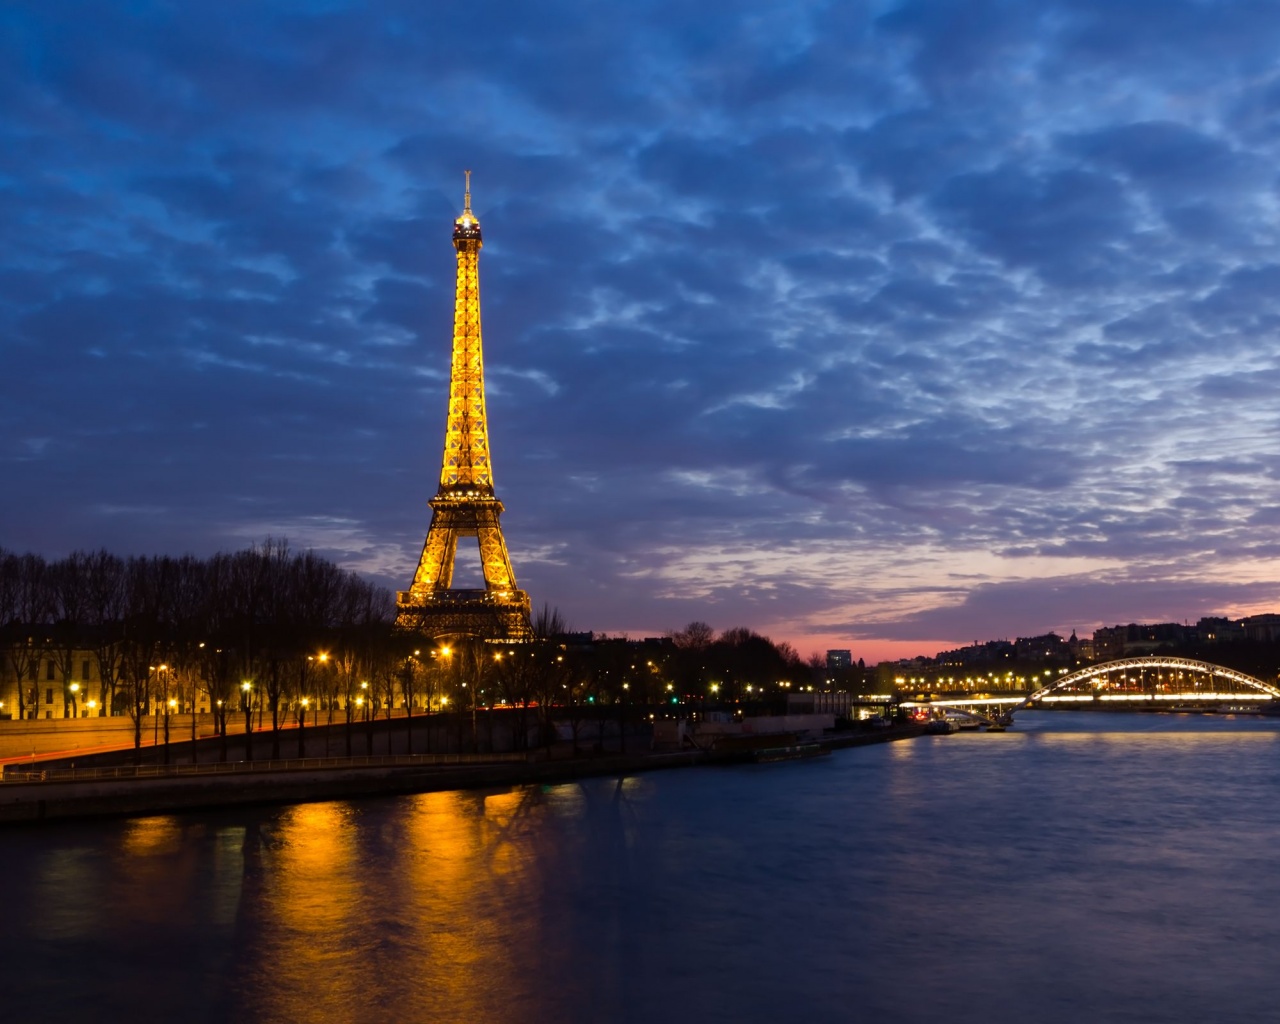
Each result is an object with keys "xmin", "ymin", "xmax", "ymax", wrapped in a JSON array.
[{"xmin": 397, "ymin": 173, "xmax": 532, "ymax": 641}]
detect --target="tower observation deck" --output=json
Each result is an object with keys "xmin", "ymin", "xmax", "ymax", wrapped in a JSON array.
[{"xmin": 396, "ymin": 172, "xmax": 533, "ymax": 641}]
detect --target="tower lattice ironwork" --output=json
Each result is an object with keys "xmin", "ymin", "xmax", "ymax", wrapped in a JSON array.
[{"xmin": 396, "ymin": 172, "xmax": 532, "ymax": 641}]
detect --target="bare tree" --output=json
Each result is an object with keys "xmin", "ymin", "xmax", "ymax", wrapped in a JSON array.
[
  {"xmin": 0, "ymin": 549, "xmax": 25, "ymax": 718},
  {"xmin": 7, "ymin": 554, "xmax": 52, "ymax": 721},
  {"xmin": 85, "ymin": 550, "xmax": 126, "ymax": 717},
  {"xmin": 47, "ymin": 552, "xmax": 90, "ymax": 718}
]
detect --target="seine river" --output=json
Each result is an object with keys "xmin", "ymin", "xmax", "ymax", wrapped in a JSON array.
[{"xmin": 4, "ymin": 711, "xmax": 1280, "ymax": 1023}]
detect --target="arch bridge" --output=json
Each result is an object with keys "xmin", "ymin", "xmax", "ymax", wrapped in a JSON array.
[{"xmin": 900, "ymin": 657, "xmax": 1280, "ymax": 728}]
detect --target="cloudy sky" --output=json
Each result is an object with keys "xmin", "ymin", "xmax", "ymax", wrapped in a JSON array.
[{"xmin": 5, "ymin": 1, "xmax": 1280, "ymax": 661}]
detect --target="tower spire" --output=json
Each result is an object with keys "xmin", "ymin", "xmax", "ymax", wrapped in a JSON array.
[{"xmin": 397, "ymin": 173, "xmax": 532, "ymax": 642}]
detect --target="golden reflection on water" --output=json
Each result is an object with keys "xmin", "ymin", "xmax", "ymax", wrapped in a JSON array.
[
  {"xmin": 121, "ymin": 815, "xmax": 184, "ymax": 856},
  {"xmin": 34, "ymin": 815, "xmax": 215, "ymax": 942},
  {"xmin": 111, "ymin": 816, "xmax": 206, "ymax": 929},
  {"xmin": 248, "ymin": 802, "xmax": 364, "ymax": 1024},
  {"xmin": 267, "ymin": 802, "xmax": 360, "ymax": 935},
  {"xmin": 236, "ymin": 786, "xmax": 582, "ymax": 1023},
  {"xmin": 397, "ymin": 788, "xmax": 551, "ymax": 1017}
]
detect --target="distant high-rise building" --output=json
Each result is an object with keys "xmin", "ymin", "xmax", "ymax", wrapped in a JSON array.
[{"xmin": 826, "ymin": 649, "xmax": 852, "ymax": 671}]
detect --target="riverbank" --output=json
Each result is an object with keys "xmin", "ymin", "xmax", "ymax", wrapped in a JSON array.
[{"xmin": 0, "ymin": 723, "xmax": 921, "ymax": 824}]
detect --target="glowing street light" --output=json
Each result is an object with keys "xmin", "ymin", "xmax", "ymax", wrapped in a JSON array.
[
  {"xmin": 298, "ymin": 696, "xmax": 311, "ymax": 756},
  {"xmin": 163, "ymin": 697, "xmax": 177, "ymax": 764},
  {"xmin": 240, "ymin": 681, "xmax": 255, "ymax": 758}
]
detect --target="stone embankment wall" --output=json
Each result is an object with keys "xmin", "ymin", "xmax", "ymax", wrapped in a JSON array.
[{"xmin": 0, "ymin": 752, "xmax": 706, "ymax": 823}]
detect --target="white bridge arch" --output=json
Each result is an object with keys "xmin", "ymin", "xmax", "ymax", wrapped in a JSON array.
[
  {"xmin": 900, "ymin": 657, "xmax": 1280, "ymax": 728},
  {"xmin": 1006, "ymin": 656, "xmax": 1280, "ymax": 718}
]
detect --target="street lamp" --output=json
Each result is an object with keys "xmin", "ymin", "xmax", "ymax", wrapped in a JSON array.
[
  {"xmin": 620, "ymin": 682, "xmax": 630, "ymax": 753},
  {"xmin": 315, "ymin": 653, "xmax": 330, "ymax": 722},
  {"xmin": 433, "ymin": 646, "xmax": 454, "ymax": 740},
  {"xmin": 164, "ymin": 697, "xmax": 176, "ymax": 764},
  {"xmin": 358, "ymin": 679, "xmax": 372, "ymax": 754},
  {"xmin": 149, "ymin": 663, "xmax": 171, "ymax": 743},
  {"xmin": 241, "ymin": 681, "xmax": 254, "ymax": 760},
  {"xmin": 69, "ymin": 681, "xmax": 80, "ymax": 719},
  {"xmin": 298, "ymin": 697, "xmax": 310, "ymax": 757}
]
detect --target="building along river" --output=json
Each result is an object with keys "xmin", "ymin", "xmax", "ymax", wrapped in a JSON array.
[{"xmin": 2, "ymin": 710, "xmax": 1279, "ymax": 1024}]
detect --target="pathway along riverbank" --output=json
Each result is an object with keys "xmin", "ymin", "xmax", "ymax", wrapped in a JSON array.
[{"xmin": 0, "ymin": 724, "xmax": 921, "ymax": 824}]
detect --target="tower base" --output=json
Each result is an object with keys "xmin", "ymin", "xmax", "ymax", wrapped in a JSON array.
[{"xmin": 396, "ymin": 588, "xmax": 533, "ymax": 642}]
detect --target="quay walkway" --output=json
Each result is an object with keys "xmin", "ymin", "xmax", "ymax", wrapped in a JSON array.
[
  {"xmin": 0, "ymin": 722, "xmax": 922, "ymax": 824},
  {"xmin": 0, "ymin": 749, "xmax": 706, "ymax": 824}
]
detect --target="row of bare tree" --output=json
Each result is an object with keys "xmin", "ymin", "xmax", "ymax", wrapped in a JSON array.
[
  {"xmin": 1, "ymin": 541, "xmax": 814, "ymax": 760},
  {"xmin": 0, "ymin": 540, "xmax": 396, "ymax": 757}
]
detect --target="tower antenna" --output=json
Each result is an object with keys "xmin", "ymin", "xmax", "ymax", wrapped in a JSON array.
[{"xmin": 464, "ymin": 169, "xmax": 472, "ymax": 214}]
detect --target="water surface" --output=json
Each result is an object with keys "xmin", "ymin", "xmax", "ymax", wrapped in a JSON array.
[{"xmin": 3, "ymin": 711, "xmax": 1278, "ymax": 1023}]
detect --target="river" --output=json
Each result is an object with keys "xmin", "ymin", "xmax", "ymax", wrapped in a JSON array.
[{"xmin": 3, "ymin": 711, "xmax": 1279, "ymax": 1023}]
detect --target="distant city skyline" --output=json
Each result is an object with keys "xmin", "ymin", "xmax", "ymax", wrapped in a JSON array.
[{"xmin": 5, "ymin": 1, "xmax": 1280, "ymax": 662}]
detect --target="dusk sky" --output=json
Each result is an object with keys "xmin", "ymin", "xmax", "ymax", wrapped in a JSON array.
[{"xmin": 5, "ymin": 1, "xmax": 1280, "ymax": 661}]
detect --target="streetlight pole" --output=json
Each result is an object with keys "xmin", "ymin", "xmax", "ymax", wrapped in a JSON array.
[
  {"xmin": 190, "ymin": 673, "xmax": 198, "ymax": 764},
  {"xmin": 620, "ymin": 681, "xmax": 629, "ymax": 753},
  {"xmin": 316, "ymin": 652, "xmax": 329, "ymax": 727},
  {"xmin": 405, "ymin": 650, "xmax": 419, "ymax": 755},
  {"xmin": 433, "ymin": 645, "xmax": 452, "ymax": 755},
  {"xmin": 361, "ymin": 681, "xmax": 372, "ymax": 754},
  {"xmin": 164, "ymin": 698, "xmax": 175, "ymax": 765},
  {"xmin": 242, "ymin": 681, "xmax": 254, "ymax": 761},
  {"xmin": 151, "ymin": 665, "xmax": 168, "ymax": 749}
]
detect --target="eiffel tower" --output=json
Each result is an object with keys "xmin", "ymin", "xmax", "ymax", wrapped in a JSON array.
[{"xmin": 396, "ymin": 173, "xmax": 533, "ymax": 641}]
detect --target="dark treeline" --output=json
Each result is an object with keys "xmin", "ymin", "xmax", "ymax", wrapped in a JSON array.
[
  {"xmin": 0, "ymin": 539, "xmax": 393, "ymax": 758},
  {"xmin": 0, "ymin": 542, "xmax": 812, "ymax": 761}
]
